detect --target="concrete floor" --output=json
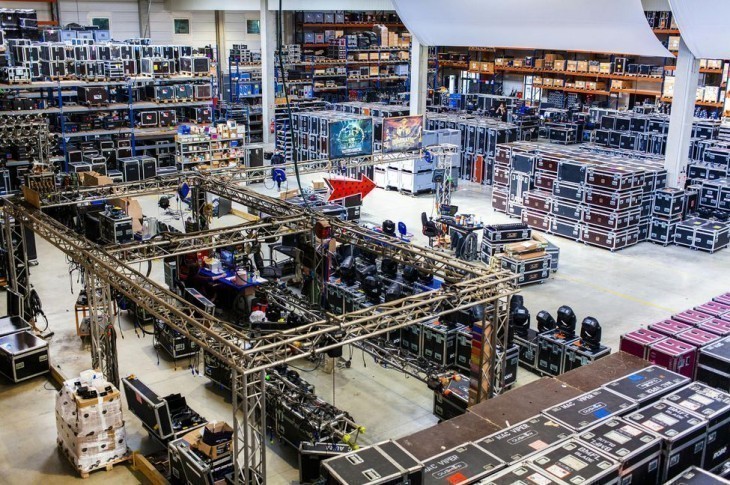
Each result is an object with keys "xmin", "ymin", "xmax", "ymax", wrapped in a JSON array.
[{"xmin": 1, "ymin": 174, "xmax": 728, "ymax": 485}]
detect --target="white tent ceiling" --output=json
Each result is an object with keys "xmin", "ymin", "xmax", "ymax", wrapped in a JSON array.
[
  {"xmin": 669, "ymin": 0, "xmax": 730, "ymax": 59},
  {"xmin": 391, "ymin": 0, "xmax": 672, "ymax": 57}
]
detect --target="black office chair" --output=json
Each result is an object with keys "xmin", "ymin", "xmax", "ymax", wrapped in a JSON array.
[
  {"xmin": 421, "ymin": 212, "xmax": 442, "ymax": 247},
  {"xmin": 253, "ymin": 251, "xmax": 283, "ymax": 279}
]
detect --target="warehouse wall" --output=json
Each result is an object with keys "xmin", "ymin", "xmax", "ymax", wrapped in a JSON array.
[
  {"xmin": 224, "ymin": 11, "xmax": 262, "ymax": 53},
  {"xmin": 58, "ymin": 0, "xmax": 141, "ymax": 40}
]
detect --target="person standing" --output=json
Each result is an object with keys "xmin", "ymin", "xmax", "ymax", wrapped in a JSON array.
[{"xmin": 270, "ymin": 149, "xmax": 286, "ymax": 191}]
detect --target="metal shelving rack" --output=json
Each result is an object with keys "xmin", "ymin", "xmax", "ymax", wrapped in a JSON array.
[
  {"xmin": 226, "ymin": 60, "xmax": 263, "ymax": 142},
  {"xmin": 0, "ymin": 75, "xmax": 215, "ymax": 170}
]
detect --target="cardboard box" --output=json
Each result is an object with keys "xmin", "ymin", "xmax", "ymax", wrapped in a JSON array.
[
  {"xmin": 469, "ymin": 61, "xmax": 480, "ymax": 72},
  {"xmin": 280, "ymin": 189, "xmax": 299, "ymax": 200},
  {"xmin": 553, "ymin": 59, "xmax": 566, "ymax": 71},
  {"xmin": 81, "ymin": 171, "xmax": 113, "ymax": 187},
  {"xmin": 199, "ymin": 421, "xmax": 233, "ymax": 458},
  {"xmin": 480, "ymin": 62, "xmax": 494, "ymax": 74},
  {"xmin": 600, "ymin": 62, "xmax": 612, "ymax": 74},
  {"xmin": 575, "ymin": 80, "xmax": 587, "ymax": 89},
  {"xmin": 566, "ymin": 60, "xmax": 578, "ymax": 72},
  {"xmin": 312, "ymin": 181, "xmax": 326, "ymax": 190},
  {"xmin": 576, "ymin": 60, "xmax": 588, "ymax": 72}
]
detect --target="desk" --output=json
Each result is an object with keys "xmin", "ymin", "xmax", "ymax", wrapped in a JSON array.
[
  {"xmin": 360, "ymin": 222, "xmax": 413, "ymax": 242},
  {"xmin": 435, "ymin": 218, "xmax": 483, "ymax": 262},
  {"xmin": 198, "ymin": 268, "xmax": 266, "ymax": 292}
]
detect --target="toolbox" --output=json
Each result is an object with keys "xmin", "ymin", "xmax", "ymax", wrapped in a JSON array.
[
  {"xmin": 77, "ymin": 86, "xmax": 109, "ymax": 106},
  {"xmin": 562, "ymin": 340, "xmax": 610, "ymax": 372},
  {"xmin": 625, "ymin": 402, "xmax": 707, "ymax": 483},
  {"xmin": 522, "ymin": 190, "xmax": 552, "ymax": 213},
  {"xmin": 529, "ymin": 439, "xmax": 620, "ymax": 485},
  {"xmin": 194, "ymin": 83, "xmax": 212, "ymax": 100},
  {"xmin": 649, "ymin": 319, "xmax": 692, "ymax": 338},
  {"xmin": 582, "ymin": 206, "xmax": 641, "ymax": 230},
  {"xmin": 514, "ymin": 328, "xmax": 539, "ymax": 370},
  {"xmin": 537, "ymin": 328, "xmax": 578, "ymax": 376},
  {"xmin": 552, "ymin": 180, "xmax": 584, "ymax": 203},
  {"xmin": 179, "ymin": 55, "xmax": 210, "ymax": 76},
  {"xmin": 433, "ymin": 374, "xmax": 469, "ymax": 421},
  {"xmin": 603, "ymin": 365, "xmax": 690, "ymax": 407},
  {"xmin": 421, "ymin": 442, "xmax": 504, "ymax": 484},
  {"xmin": 0, "ymin": 316, "xmax": 31, "ymax": 338},
  {"xmin": 648, "ymin": 338, "xmax": 697, "ymax": 379},
  {"xmin": 321, "ymin": 440, "xmax": 423, "ymax": 485},
  {"xmin": 677, "ymin": 327, "xmax": 721, "ymax": 350},
  {"xmin": 483, "ymin": 223, "xmax": 531, "ymax": 243},
  {"xmin": 582, "ymin": 226, "xmax": 640, "ymax": 251},
  {"xmin": 0, "ymin": 330, "xmax": 49, "ymax": 382},
  {"xmin": 654, "ymin": 187, "xmax": 685, "ymax": 219},
  {"xmin": 578, "ymin": 418, "xmax": 662, "ymax": 485},
  {"xmin": 534, "ymin": 171, "xmax": 556, "ymax": 191},
  {"xmin": 584, "ymin": 187, "xmax": 643, "ymax": 211},
  {"xmin": 649, "ymin": 217, "xmax": 678, "ymax": 245},
  {"xmin": 673, "ymin": 309, "xmax": 713, "ymax": 326},
  {"xmin": 696, "ymin": 337, "xmax": 730, "ymax": 392},
  {"xmin": 557, "ymin": 160, "xmax": 587, "ymax": 184},
  {"xmin": 477, "ymin": 415, "xmax": 572, "ymax": 465},
  {"xmin": 480, "ymin": 463, "xmax": 566, "ymax": 484},
  {"xmin": 421, "ymin": 321, "xmax": 456, "ymax": 366},
  {"xmin": 542, "ymin": 389, "xmax": 637, "ymax": 432},
  {"xmin": 664, "ymin": 382, "xmax": 730, "ymax": 472},
  {"xmin": 495, "ymin": 343, "xmax": 520, "ymax": 389}
]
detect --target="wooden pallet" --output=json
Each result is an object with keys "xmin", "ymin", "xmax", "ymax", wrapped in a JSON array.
[
  {"xmin": 131, "ymin": 452, "xmax": 170, "ymax": 485},
  {"xmin": 58, "ymin": 442, "xmax": 131, "ymax": 479}
]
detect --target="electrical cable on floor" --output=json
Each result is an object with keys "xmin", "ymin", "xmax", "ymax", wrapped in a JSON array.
[{"xmin": 29, "ymin": 288, "xmax": 49, "ymax": 333}]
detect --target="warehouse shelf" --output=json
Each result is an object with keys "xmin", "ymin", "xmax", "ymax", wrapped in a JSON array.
[
  {"xmin": 534, "ymin": 85, "xmax": 611, "ymax": 96},
  {"xmin": 660, "ymin": 97, "xmax": 724, "ymax": 108},
  {"xmin": 609, "ymin": 88, "xmax": 661, "ymax": 96},
  {"xmin": 664, "ymin": 65, "xmax": 723, "ymax": 74},
  {"xmin": 301, "ymin": 23, "xmax": 405, "ymax": 29},
  {"xmin": 653, "ymin": 28, "xmax": 680, "ymax": 34}
]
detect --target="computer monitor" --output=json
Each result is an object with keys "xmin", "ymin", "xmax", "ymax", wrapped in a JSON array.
[
  {"xmin": 220, "ymin": 249, "xmax": 235, "ymax": 269},
  {"xmin": 440, "ymin": 204, "xmax": 459, "ymax": 216}
]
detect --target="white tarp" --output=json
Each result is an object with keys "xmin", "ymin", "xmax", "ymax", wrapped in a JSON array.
[
  {"xmin": 669, "ymin": 0, "xmax": 729, "ymax": 59},
  {"xmin": 391, "ymin": 0, "xmax": 672, "ymax": 57}
]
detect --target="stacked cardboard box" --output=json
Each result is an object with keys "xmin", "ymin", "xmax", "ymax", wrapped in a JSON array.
[
  {"xmin": 493, "ymin": 142, "xmax": 668, "ymax": 250},
  {"xmin": 56, "ymin": 371, "xmax": 128, "ymax": 474}
]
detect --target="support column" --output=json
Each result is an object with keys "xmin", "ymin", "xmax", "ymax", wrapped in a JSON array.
[
  {"xmin": 409, "ymin": 37, "xmax": 428, "ymax": 116},
  {"xmin": 260, "ymin": 0, "xmax": 277, "ymax": 146},
  {"xmin": 215, "ymin": 11, "xmax": 227, "ymax": 85},
  {"xmin": 2, "ymin": 210, "xmax": 29, "ymax": 321},
  {"xmin": 665, "ymin": 38, "xmax": 700, "ymax": 188},
  {"xmin": 232, "ymin": 370, "xmax": 267, "ymax": 485}
]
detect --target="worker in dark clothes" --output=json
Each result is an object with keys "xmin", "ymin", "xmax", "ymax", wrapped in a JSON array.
[
  {"xmin": 270, "ymin": 149, "xmax": 286, "ymax": 191},
  {"xmin": 496, "ymin": 102, "xmax": 508, "ymax": 122}
]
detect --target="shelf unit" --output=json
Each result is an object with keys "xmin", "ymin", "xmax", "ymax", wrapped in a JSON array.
[
  {"xmin": 0, "ymin": 76, "xmax": 215, "ymax": 169},
  {"xmin": 226, "ymin": 60, "xmax": 263, "ymax": 142},
  {"xmin": 175, "ymin": 133, "xmax": 247, "ymax": 170},
  {"xmin": 289, "ymin": 11, "xmax": 412, "ymax": 102}
]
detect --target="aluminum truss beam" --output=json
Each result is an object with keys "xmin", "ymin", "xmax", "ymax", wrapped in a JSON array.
[
  {"xmin": 2, "ymin": 209, "xmax": 30, "ymax": 321},
  {"xmin": 86, "ymin": 271, "xmax": 119, "ymax": 386}
]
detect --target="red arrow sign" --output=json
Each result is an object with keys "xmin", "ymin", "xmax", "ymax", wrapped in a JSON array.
[{"xmin": 324, "ymin": 174, "xmax": 376, "ymax": 202}]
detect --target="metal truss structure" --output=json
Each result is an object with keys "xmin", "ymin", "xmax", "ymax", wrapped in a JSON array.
[{"xmin": 2, "ymin": 143, "xmax": 515, "ymax": 484}]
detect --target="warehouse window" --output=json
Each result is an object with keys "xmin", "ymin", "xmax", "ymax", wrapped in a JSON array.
[
  {"xmin": 247, "ymin": 19, "xmax": 260, "ymax": 34},
  {"xmin": 174, "ymin": 18, "xmax": 190, "ymax": 35},
  {"xmin": 91, "ymin": 17, "xmax": 110, "ymax": 30}
]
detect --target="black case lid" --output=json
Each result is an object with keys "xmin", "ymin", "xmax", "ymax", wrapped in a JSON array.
[
  {"xmin": 542, "ymin": 388, "xmax": 637, "ymax": 431},
  {"xmin": 530, "ymin": 439, "xmax": 619, "ymax": 483},
  {"xmin": 603, "ymin": 365, "xmax": 690, "ymax": 405},
  {"xmin": 625, "ymin": 402, "xmax": 706, "ymax": 442},
  {"xmin": 578, "ymin": 417, "xmax": 661, "ymax": 461},
  {"xmin": 477, "ymin": 415, "xmax": 572, "ymax": 464}
]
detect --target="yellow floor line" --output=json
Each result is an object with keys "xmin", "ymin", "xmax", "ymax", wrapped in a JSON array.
[{"xmin": 552, "ymin": 273, "xmax": 679, "ymax": 314}]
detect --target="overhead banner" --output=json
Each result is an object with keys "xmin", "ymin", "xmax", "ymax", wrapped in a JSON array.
[
  {"xmin": 669, "ymin": 0, "xmax": 730, "ymax": 59},
  {"xmin": 391, "ymin": 0, "xmax": 672, "ymax": 57},
  {"xmin": 382, "ymin": 115, "xmax": 424, "ymax": 153},
  {"xmin": 328, "ymin": 119, "xmax": 374, "ymax": 159}
]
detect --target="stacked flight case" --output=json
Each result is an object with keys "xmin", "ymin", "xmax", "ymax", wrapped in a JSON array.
[
  {"xmin": 494, "ymin": 141, "xmax": 667, "ymax": 250},
  {"xmin": 426, "ymin": 113, "xmax": 518, "ymax": 185}
]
